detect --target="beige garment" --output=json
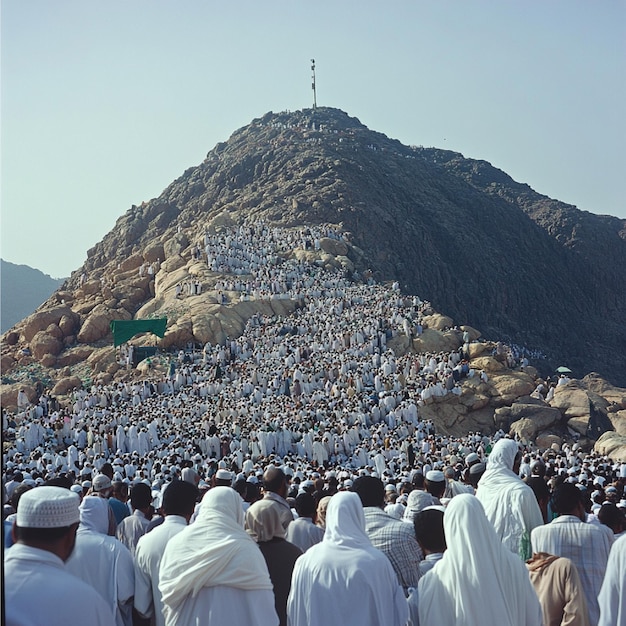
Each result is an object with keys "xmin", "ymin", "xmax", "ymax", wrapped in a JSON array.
[{"xmin": 526, "ymin": 552, "xmax": 590, "ymax": 626}]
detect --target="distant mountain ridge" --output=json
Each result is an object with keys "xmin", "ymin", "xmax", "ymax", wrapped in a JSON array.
[
  {"xmin": 2, "ymin": 107, "xmax": 625, "ymax": 387},
  {"xmin": 1, "ymin": 260, "xmax": 64, "ymax": 333}
]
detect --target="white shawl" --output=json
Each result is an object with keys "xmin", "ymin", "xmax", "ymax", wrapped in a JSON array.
[
  {"xmin": 418, "ymin": 494, "xmax": 542, "ymax": 626},
  {"xmin": 476, "ymin": 439, "xmax": 543, "ymax": 559},
  {"xmin": 159, "ymin": 487, "xmax": 272, "ymax": 616}
]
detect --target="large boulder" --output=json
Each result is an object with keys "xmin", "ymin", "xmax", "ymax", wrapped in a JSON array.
[
  {"xmin": 30, "ymin": 331, "xmax": 63, "ymax": 360},
  {"xmin": 51, "ymin": 376, "xmax": 83, "ymax": 397},
  {"xmin": 20, "ymin": 306, "xmax": 77, "ymax": 342},
  {"xmin": 535, "ymin": 433, "xmax": 563, "ymax": 451},
  {"xmin": 467, "ymin": 342, "xmax": 490, "ymax": 359},
  {"xmin": 0, "ymin": 383, "xmax": 37, "ymax": 411},
  {"xmin": 144, "ymin": 243, "xmax": 165, "ymax": 263},
  {"xmin": 421, "ymin": 313, "xmax": 453, "ymax": 331},
  {"xmin": 412, "ymin": 328, "xmax": 461, "ymax": 354},
  {"xmin": 77, "ymin": 304, "xmax": 131, "ymax": 343},
  {"xmin": 497, "ymin": 402, "xmax": 561, "ymax": 434},
  {"xmin": 56, "ymin": 346, "xmax": 95, "ymax": 368},
  {"xmin": 594, "ymin": 431, "xmax": 626, "ymax": 462},
  {"xmin": 319, "ymin": 237, "xmax": 348, "ymax": 256},
  {"xmin": 471, "ymin": 356, "xmax": 505, "ymax": 374},
  {"xmin": 460, "ymin": 325, "xmax": 481, "ymax": 341},
  {"xmin": 488, "ymin": 371, "xmax": 536, "ymax": 406}
]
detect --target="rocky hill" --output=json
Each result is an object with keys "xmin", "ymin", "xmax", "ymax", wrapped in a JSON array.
[
  {"xmin": 1, "ymin": 107, "xmax": 625, "ymax": 455},
  {"xmin": 1, "ymin": 260, "xmax": 64, "ymax": 333}
]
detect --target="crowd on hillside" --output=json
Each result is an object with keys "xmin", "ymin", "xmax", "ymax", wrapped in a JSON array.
[{"xmin": 3, "ymin": 222, "xmax": 625, "ymax": 625}]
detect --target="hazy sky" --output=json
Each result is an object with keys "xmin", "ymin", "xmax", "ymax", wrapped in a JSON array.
[{"xmin": 2, "ymin": 1, "xmax": 624, "ymax": 279}]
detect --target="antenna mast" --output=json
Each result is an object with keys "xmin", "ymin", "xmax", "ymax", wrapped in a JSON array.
[{"xmin": 311, "ymin": 59, "xmax": 317, "ymax": 110}]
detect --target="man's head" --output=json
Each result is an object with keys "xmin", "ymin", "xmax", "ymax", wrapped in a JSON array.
[
  {"xmin": 351, "ymin": 476, "xmax": 385, "ymax": 508},
  {"xmin": 526, "ymin": 476, "xmax": 551, "ymax": 523},
  {"xmin": 162, "ymin": 480, "xmax": 199, "ymax": 521},
  {"xmin": 130, "ymin": 483, "xmax": 153, "ymax": 513},
  {"xmin": 411, "ymin": 471, "xmax": 425, "ymax": 490},
  {"xmin": 598, "ymin": 503, "xmax": 625, "ymax": 535},
  {"xmin": 294, "ymin": 492, "xmax": 317, "ymax": 520},
  {"xmin": 413, "ymin": 507, "xmax": 446, "ymax": 555},
  {"xmin": 214, "ymin": 469, "xmax": 233, "ymax": 487},
  {"xmin": 552, "ymin": 483, "xmax": 585, "ymax": 520},
  {"xmin": 14, "ymin": 486, "xmax": 80, "ymax": 562},
  {"xmin": 263, "ymin": 467, "xmax": 288, "ymax": 499},
  {"xmin": 111, "ymin": 481, "xmax": 129, "ymax": 502},
  {"xmin": 92, "ymin": 474, "xmax": 113, "ymax": 497},
  {"xmin": 424, "ymin": 471, "xmax": 446, "ymax": 499}
]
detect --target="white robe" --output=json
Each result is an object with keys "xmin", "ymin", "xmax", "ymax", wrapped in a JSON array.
[
  {"xmin": 5, "ymin": 544, "xmax": 116, "ymax": 626},
  {"xmin": 287, "ymin": 492, "xmax": 408, "ymax": 626},
  {"xmin": 66, "ymin": 496, "xmax": 134, "ymax": 626},
  {"xmin": 418, "ymin": 494, "xmax": 542, "ymax": 626},
  {"xmin": 134, "ymin": 515, "xmax": 188, "ymax": 626},
  {"xmin": 159, "ymin": 487, "xmax": 278, "ymax": 626},
  {"xmin": 475, "ymin": 439, "xmax": 543, "ymax": 560},
  {"xmin": 598, "ymin": 533, "xmax": 626, "ymax": 626}
]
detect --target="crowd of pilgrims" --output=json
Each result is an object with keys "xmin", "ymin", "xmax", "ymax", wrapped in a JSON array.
[{"xmin": 3, "ymin": 222, "xmax": 625, "ymax": 626}]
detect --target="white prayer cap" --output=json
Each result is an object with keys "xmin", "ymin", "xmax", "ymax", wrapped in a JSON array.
[
  {"xmin": 92, "ymin": 475, "xmax": 112, "ymax": 491},
  {"xmin": 215, "ymin": 469, "xmax": 233, "ymax": 481},
  {"xmin": 593, "ymin": 476, "xmax": 606, "ymax": 486},
  {"xmin": 385, "ymin": 484, "xmax": 397, "ymax": 492},
  {"xmin": 426, "ymin": 470, "xmax": 445, "ymax": 482},
  {"xmin": 343, "ymin": 479, "xmax": 353, "ymax": 488},
  {"xmin": 70, "ymin": 484, "xmax": 83, "ymax": 495},
  {"xmin": 17, "ymin": 486, "xmax": 80, "ymax": 528}
]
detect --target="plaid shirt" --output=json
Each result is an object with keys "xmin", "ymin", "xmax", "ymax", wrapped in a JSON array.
[
  {"xmin": 531, "ymin": 515, "xmax": 614, "ymax": 625},
  {"xmin": 363, "ymin": 507, "xmax": 422, "ymax": 593}
]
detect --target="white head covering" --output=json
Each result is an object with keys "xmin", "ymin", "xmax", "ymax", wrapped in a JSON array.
[
  {"xmin": 418, "ymin": 494, "xmax": 542, "ymax": 626},
  {"xmin": 159, "ymin": 486, "xmax": 272, "ymax": 619},
  {"xmin": 79, "ymin": 495, "xmax": 109, "ymax": 534},
  {"xmin": 486, "ymin": 439, "xmax": 519, "ymax": 472},
  {"xmin": 324, "ymin": 491, "xmax": 372, "ymax": 550},
  {"xmin": 287, "ymin": 491, "xmax": 408, "ymax": 625},
  {"xmin": 17, "ymin": 486, "xmax": 80, "ymax": 528},
  {"xmin": 403, "ymin": 490, "xmax": 436, "ymax": 523}
]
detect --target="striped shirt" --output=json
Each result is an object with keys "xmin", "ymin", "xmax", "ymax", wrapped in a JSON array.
[{"xmin": 531, "ymin": 515, "xmax": 614, "ymax": 625}]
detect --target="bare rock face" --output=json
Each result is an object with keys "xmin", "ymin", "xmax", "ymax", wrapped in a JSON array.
[
  {"xmin": 412, "ymin": 328, "xmax": 461, "ymax": 354},
  {"xmin": 535, "ymin": 433, "xmax": 563, "ymax": 450},
  {"xmin": 594, "ymin": 431, "xmax": 626, "ymax": 462},
  {"xmin": 488, "ymin": 371, "xmax": 535, "ymax": 406},
  {"xmin": 77, "ymin": 304, "xmax": 131, "ymax": 343},
  {"xmin": 21, "ymin": 306, "xmax": 78, "ymax": 342},
  {"xmin": 422, "ymin": 313, "xmax": 454, "ymax": 331},
  {"xmin": 30, "ymin": 331, "xmax": 63, "ymax": 360},
  {"xmin": 497, "ymin": 402, "xmax": 561, "ymax": 436},
  {"xmin": 51, "ymin": 376, "xmax": 83, "ymax": 397},
  {"xmin": 0, "ymin": 383, "xmax": 36, "ymax": 412}
]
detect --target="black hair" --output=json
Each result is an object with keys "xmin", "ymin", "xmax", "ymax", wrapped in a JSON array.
[
  {"xmin": 413, "ymin": 509, "xmax": 446, "ymax": 553},
  {"xmin": 294, "ymin": 492, "xmax": 317, "ymax": 518},
  {"xmin": 351, "ymin": 476, "xmax": 385, "ymax": 508},
  {"xmin": 15, "ymin": 524, "xmax": 75, "ymax": 543},
  {"xmin": 551, "ymin": 482, "xmax": 582, "ymax": 515},
  {"xmin": 162, "ymin": 480, "xmax": 199, "ymax": 516},
  {"xmin": 411, "ymin": 472, "xmax": 424, "ymax": 489},
  {"xmin": 130, "ymin": 482, "xmax": 153, "ymax": 509}
]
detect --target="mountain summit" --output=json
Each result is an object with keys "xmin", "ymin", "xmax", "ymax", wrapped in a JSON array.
[{"xmin": 2, "ymin": 107, "xmax": 625, "ymax": 388}]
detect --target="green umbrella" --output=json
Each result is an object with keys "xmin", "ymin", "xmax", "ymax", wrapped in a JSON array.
[{"xmin": 556, "ymin": 366, "xmax": 572, "ymax": 374}]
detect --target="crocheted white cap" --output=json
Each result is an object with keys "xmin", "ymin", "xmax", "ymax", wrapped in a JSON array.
[{"xmin": 17, "ymin": 486, "xmax": 80, "ymax": 528}]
